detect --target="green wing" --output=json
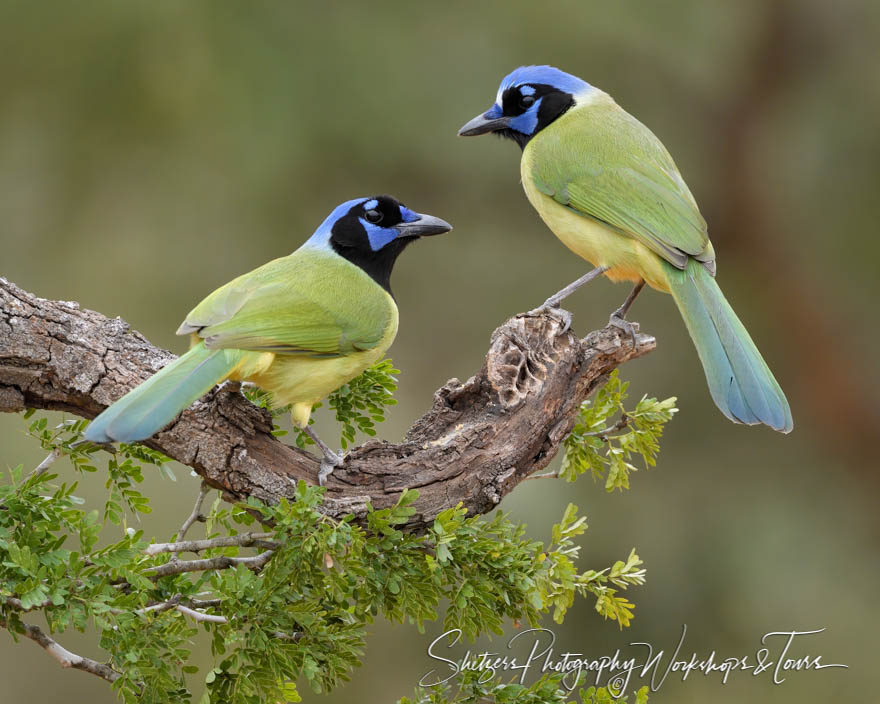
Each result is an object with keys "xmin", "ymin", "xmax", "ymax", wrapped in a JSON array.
[
  {"xmin": 530, "ymin": 96, "xmax": 714, "ymax": 270},
  {"xmin": 177, "ymin": 249, "xmax": 393, "ymax": 357}
]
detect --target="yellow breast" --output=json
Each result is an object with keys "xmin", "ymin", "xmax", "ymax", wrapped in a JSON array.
[{"xmin": 244, "ymin": 297, "xmax": 398, "ymax": 427}]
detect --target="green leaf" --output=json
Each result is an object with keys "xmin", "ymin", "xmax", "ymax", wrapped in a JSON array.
[{"xmin": 561, "ymin": 371, "xmax": 676, "ymax": 491}]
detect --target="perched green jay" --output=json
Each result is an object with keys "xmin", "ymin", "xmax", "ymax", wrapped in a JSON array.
[
  {"xmin": 460, "ymin": 65, "xmax": 791, "ymax": 433},
  {"xmin": 85, "ymin": 195, "xmax": 453, "ymax": 481}
]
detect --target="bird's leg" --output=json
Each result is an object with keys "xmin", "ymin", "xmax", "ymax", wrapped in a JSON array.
[
  {"xmin": 540, "ymin": 265, "xmax": 610, "ymax": 309},
  {"xmin": 527, "ymin": 265, "xmax": 609, "ymax": 332},
  {"xmin": 608, "ymin": 279, "xmax": 645, "ymax": 348},
  {"xmin": 301, "ymin": 425, "xmax": 344, "ymax": 486}
]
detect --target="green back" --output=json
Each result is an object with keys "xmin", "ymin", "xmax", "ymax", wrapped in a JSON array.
[
  {"xmin": 179, "ymin": 247, "xmax": 395, "ymax": 356},
  {"xmin": 528, "ymin": 94, "xmax": 714, "ymax": 270}
]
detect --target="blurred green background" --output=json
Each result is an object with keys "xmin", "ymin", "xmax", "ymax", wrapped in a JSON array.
[{"xmin": 1, "ymin": 0, "xmax": 878, "ymax": 701}]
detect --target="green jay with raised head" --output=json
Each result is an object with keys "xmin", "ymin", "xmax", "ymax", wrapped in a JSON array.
[
  {"xmin": 85, "ymin": 195, "xmax": 453, "ymax": 482},
  {"xmin": 459, "ymin": 65, "xmax": 792, "ymax": 433}
]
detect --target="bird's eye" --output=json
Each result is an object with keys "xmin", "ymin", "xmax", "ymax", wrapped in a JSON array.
[
  {"xmin": 519, "ymin": 94, "xmax": 535, "ymax": 109},
  {"xmin": 364, "ymin": 209, "xmax": 383, "ymax": 224}
]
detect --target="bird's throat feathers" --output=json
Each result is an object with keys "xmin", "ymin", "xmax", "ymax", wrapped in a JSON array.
[{"xmin": 332, "ymin": 237, "xmax": 416, "ymax": 296}]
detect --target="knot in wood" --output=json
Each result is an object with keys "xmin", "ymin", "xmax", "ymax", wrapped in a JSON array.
[{"xmin": 487, "ymin": 315, "xmax": 567, "ymax": 409}]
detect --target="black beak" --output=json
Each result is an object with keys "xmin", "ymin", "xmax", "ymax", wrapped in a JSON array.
[
  {"xmin": 458, "ymin": 111, "xmax": 511, "ymax": 136},
  {"xmin": 397, "ymin": 213, "xmax": 453, "ymax": 238}
]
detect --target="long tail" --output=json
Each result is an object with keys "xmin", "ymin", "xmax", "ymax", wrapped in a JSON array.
[
  {"xmin": 85, "ymin": 343, "xmax": 245, "ymax": 443},
  {"xmin": 666, "ymin": 261, "xmax": 793, "ymax": 433}
]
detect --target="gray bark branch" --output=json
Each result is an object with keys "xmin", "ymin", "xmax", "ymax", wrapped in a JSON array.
[
  {"xmin": 144, "ymin": 550, "xmax": 275, "ymax": 578},
  {"xmin": 0, "ymin": 277, "xmax": 655, "ymax": 531},
  {"xmin": 144, "ymin": 531, "xmax": 278, "ymax": 556},
  {"xmin": 0, "ymin": 617, "xmax": 121, "ymax": 683}
]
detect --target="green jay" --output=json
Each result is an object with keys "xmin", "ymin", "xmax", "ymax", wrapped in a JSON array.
[
  {"xmin": 459, "ymin": 65, "xmax": 791, "ymax": 433},
  {"xmin": 85, "ymin": 195, "xmax": 452, "ymax": 482}
]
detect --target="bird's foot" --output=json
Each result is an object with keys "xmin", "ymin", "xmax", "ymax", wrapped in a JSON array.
[
  {"xmin": 525, "ymin": 301, "xmax": 573, "ymax": 334},
  {"xmin": 299, "ymin": 423, "xmax": 345, "ymax": 486},
  {"xmin": 220, "ymin": 380, "xmax": 242, "ymax": 394},
  {"xmin": 317, "ymin": 449, "xmax": 345, "ymax": 487},
  {"xmin": 608, "ymin": 311, "xmax": 639, "ymax": 349}
]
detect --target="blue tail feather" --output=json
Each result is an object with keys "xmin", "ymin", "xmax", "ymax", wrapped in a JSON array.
[
  {"xmin": 85, "ymin": 343, "xmax": 243, "ymax": 444},
  {"xmin": 667, "ymin": 262, "xmax": 792, "ymax": 433}
]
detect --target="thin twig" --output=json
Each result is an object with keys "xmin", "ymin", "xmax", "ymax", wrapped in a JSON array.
[
  {"xmin": 145, "ymin": 532, "xmax": 277, "ymax": 556},
  {"xmin": 175, "ymin": 604, "xmax": 227, "ymax": 624},
  {"xmin": 0, "ymin": 617, "xmax": 121, "ymax": 683},
  {"xmin": 585, "ymin": 413, "xmax": 630, "ymax": 440},
  {"xmin": 97, "ymin": 594, "xmax": 181, "ymax": 618},
  {"xmin": 145, "ymin": 550, "xmax": 275, "ymax": 579},
  {"xmin": 108, "ymin": 594, "xmax": 227, "ymax": 625},
  {"xmin": 0, "ymin": 448, "xmax": 63, "ymax": 511},
  {"xmin": 31, "ymin": 448, "xmax": 62, "ymax": 480},
  {"xmin": 188, "ymin": 597, "xmax": 223, "ymax": 608},
  {"xmin": 272, "ymin": 631, "xmax": 304, "ymax": 642},
  {"xmin": 135, "ymin": 595, "xmax": 181, "ymax": 616},
  {"xmin": 0, "ymin": 445, "xmax": 62, "ymax": 511},
  {"xmin": 138, "ymin": 597, "xmax": 228, "ymax": 624},
  {"xmin": 172, "ymin": 482, "xmax": 210, "ymax": 561}
]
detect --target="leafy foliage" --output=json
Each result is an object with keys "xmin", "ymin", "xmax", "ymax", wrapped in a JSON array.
[
  {"xmin": 328, "ymin": 358, "xmax": 400, "ymax": 448},
  {"xmin": 561, "ymin": 371, "xmax": 677, "ymax": 490},
  {"xmin": 1, "ymin": 370, "xmax": 671, "ymax": 702},
  {"xmin": 542, "ymin": 504, "xmax": 645, "ymax": 627},
  {"xmin": 243, "ymin": 357, "xmax": 399, "ymax": 449}
]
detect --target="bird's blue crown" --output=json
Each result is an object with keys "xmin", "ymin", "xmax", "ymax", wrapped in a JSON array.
[{"xmin": 497, "ymin": 65, "xmax": 591, "ymax": 102}]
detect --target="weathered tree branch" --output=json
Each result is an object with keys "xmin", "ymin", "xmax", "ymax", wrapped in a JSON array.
[
  {"xmin": 0, "ymin": 617, "xmax": 121, "ymax": 683},
  {"xmin": 2, "ymin": 593, "xmax": 224, "ymax": 682},
  {"xmin": 0, "ymin": 277, "xmax": 655, "ymax": 531}
]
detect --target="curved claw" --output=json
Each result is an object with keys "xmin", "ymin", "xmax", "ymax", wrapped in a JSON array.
[
  {"xmin": 317, "ymin": 449, "xmax": 344, "ymax": 486},
  {"xmin": 525, "ymin": 305, "xmax": 573, "ymax": 334},
  {"xmin": 608, "ymin": 313, "xmax": 639, "ymax": 349}
]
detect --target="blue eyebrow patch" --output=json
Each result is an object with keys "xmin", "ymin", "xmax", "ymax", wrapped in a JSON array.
[
  {"xmin": 363, "ymin": 198, "xmax": 378, "ymax": 211},
  {"xmin": 361, "ymin": 219, "xmax": 398, "ymax": 251},
  {"xmin": 400, "ymin": 206, "xmax": 419, "ymax": 223},
  {"xmin": 519, "ymin": 85, "xmax": 536, "ymax": 96}
]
